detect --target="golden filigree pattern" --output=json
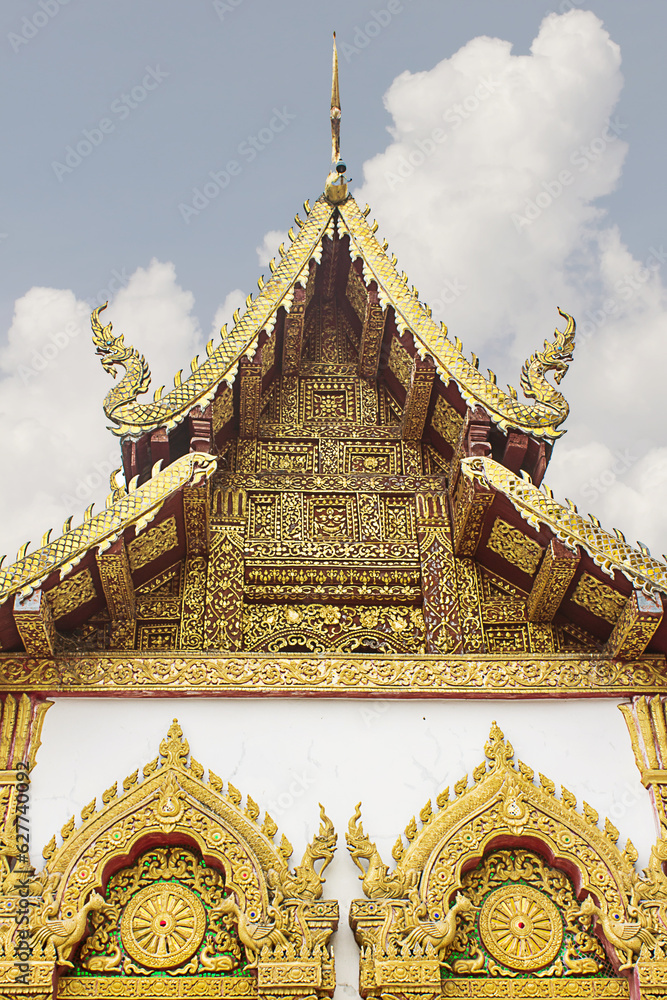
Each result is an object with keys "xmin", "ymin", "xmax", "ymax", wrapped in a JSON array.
[
  {"xmin": 571, "ymin": 573, "xmax": 627, "ymax": 624},
  {"xmin": 3, "ymin": 652, "xmax": 664, "ymax": 695},
  {"xmin": 128, "ymin": 517, "xmax": 180, "ymax": 572},
  {"xmin": 486, "ymin": 518, "xmax": 543, "ymax": 576},
  {"xmin": 47, "ymin": 569, "xmax": 97, "ymax": 620}
]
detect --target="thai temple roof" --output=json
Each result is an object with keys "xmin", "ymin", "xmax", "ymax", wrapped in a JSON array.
[{"xmin": 0, "ymin": 36, "xmax": 666, "ymax": 669}]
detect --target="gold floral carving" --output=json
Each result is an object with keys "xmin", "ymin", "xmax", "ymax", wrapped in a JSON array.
[
  {"xmin": 47, "ymin": 569, "xmax": 97, "ymax": 619},
  {"xmin": 1, "ymin": 651, "xmax": 667, "ymax": 695},
  {"xmin": 388, "ymin": 338, "xmax": 413, "ymax": 390},
  {"xmin": 571, "ymin": 573, "xmax": 626, "ymax": 624},
  {"xmin": 432, "ymin": 395, "xmax": 464, "ymax": 447},
  {"xmin": 486, "ymin": 518, "xmax": 544, "ymax": 576},
  {"xmin": 128, "ymin": 517, "xmax": 179, "ymax": 572},
  {"xmin": 242, "ymin": 603, "xmax": 425, "ymax": 654},
  {"xmin": 213, "ymin": 385, "xmax": 234, "ymax": 434},
  {"xmin": 348, "ymin": 722, "xmax": 667, "ymax": 991}
]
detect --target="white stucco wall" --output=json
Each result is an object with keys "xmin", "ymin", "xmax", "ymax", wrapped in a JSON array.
[{"xmin": 28, "ymin": 697, "xmax": 657, "ymax": 998}]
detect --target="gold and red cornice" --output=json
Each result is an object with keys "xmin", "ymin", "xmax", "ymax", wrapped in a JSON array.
[
  {"xmin": 0, "ymin": 452, "xmax": 216, "ymax": 604},
  {"xmin": 93, "ymin": 191, "xmax": 574, "ymax": 444},
  {"xmin": 460, "ymin": 455, "xmax": 667, "ymax": 596}
]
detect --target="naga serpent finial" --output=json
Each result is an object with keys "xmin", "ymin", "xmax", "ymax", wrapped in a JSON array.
[
  {"xmin": 520, "ymin": 307, "xmax": 576, "ymax": 411},
  {"xmin": 91, "ymin": 303, "xmax": 151, "ymax": 427}
]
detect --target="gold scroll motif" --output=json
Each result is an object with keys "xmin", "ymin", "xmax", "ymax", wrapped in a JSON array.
[
  {"xmin": 388, "ymin": 337, "xmax": 413, "ymax": 390},
  {"xmin": 47, "ymin": 569, "xmax": 97, "ymax": 620},
  {"xmin": 127, "ymin": 517, "xmax": 180, "ymax": 573},
  {"xmin": 432, "ymin": 395, "xmax": 464, "ymax": 448},
  {"xmin": 213, "ymin": 385, "xmax": 234, "ymax": 435},
  {"xmin": 242, "ymin": 603, "xmax": 425, "ymax": 654},
  {"xmin": 346, "ymin": 263, "xmax": 368, "ymax": 322},
  {"xmin": 571, "ymin": 573, "xmax": 627, "ymax": 624},
  {"xmin": 486, "ymin": 518, "xmax": 544, "ymax": 576},
  {"xmin": 347, "ymin": 721, "xmax": 667, "ymax": 993},
  {"xmin": 21, "ymin": 719, "xmax": 338, "ymax": 996},
  {"xmin": 2, "ymin": 652, "xmax": 667, "ymax": 696}
]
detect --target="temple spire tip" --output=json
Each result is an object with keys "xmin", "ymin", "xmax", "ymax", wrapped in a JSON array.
[{"xmin": 330, "ymin": 32, "xmax": 341, "ymax": 165}]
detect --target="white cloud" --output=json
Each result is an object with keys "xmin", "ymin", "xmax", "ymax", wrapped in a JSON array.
[
  {"xmin": 356, "ymin": 10, "xmax": 667, "ymax": 552},
  {"xmin": 256, "ymin": 229, "xmax": 288, "ymax": 268},
  {"xmin": 0, "ymin": 261, "xmax": 219, "ymax": 563}
]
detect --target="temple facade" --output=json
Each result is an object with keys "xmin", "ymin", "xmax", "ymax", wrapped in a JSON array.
[{"xmin": 2, "ymin": 40, "xmax": 667, "ymax": 1000}]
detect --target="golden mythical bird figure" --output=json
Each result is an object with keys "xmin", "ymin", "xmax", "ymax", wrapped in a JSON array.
[
  {"xmin": 211, "ymin": 894, "xmax": 287, "ymax": 966},
  {"xmin": 401, "ymin": 888, "xmax": 476, "ymax": 960},
  {"xmin": 31, "ymin": 891, "xmax": 113, "ymax": 968},
  {"xmin": 576, "ymin": 895, "xmax": 655, "ymax": 971}
]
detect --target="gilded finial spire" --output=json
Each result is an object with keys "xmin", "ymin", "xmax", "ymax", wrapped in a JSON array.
[{"xmin": 330, "ymin": 32, "xmax": 341, "ymax": 164}]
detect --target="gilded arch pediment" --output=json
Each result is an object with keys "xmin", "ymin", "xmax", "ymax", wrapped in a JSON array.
[
  {"xmin": 16, "ymin": 719, "xmax": 338, "ymax": 997},
  {"xmin": 347, "ymin": 723, "xmax": 667, "ymax": 993}
]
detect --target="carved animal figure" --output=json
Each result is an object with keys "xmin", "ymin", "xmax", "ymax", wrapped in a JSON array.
[
  {"xmin": 576, "ymin": 895, "xmax": 654, "ymax": 972},
  {"xmin": 401, "ymin": 891, "xmax": 476, "ymax": 960},
  {"xmin": 31, "ymin": 891, "xmax": 112, "ymax": 968},
  {"xmin": 346, "ymin": 803, "xmax": 416, "ymax": 899},
  {"xmin": 91, "ymin": 304, "xmax": 152, "ymax": 429},
  {"xmin": 563, "ymin": 945, "xmax": 599, "ymax": 974},
  {"xmin": 279, "ymin": 804, "xmax": 337, "ymax": 900},
  {"xmin": 212, "ymin": 895, "xmax": 287, "ymax": 965},
  {"xmin": 520, "ymin": 307, "xmax": 575, "ymax": 417}
]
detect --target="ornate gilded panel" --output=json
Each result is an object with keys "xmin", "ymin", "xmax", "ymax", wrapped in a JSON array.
[
  {"xmin": 242, "ymin": 602, "xmax": 425, "ymax": 654},
  {"xmin": 257, "ymin": 440, "xmax": 317, "ymax": 473},
  {"xmin": 343, "ymin": 443, "xmax": 400, "ymax": 474},
  {"xmin": 487, "ymin": 518, "xmax": 543, "ymax": 575},
  {"xmin": 305, "ymin": 495, "xmax": 358, "ymax": 542},
  {"xmin": 128, "ymin": 518, "xmax": 179, "ymax": 572},
  {"xmin": 348, "ymin": 722, "xmax": 667, "ymax": 993},
  {"xmin": 300, "ymin": 378, "xmax": 357, "ymax": 424},
  {"xmin": 47, "ymin": 569, "xmax": 97, "ymax": 620},
  {"xmin": 248, "ymin": 496, "xmax": 279, "ymax": 540},
  {"xmin": 432, "ymin": 395, "xmax": 464, "ymax": 447},
  {"xmin": 571, "ymin": 573, "xmax": 627, "ymax": 624},
  {"xmin": 18, "ymin": 720, "xmax": 338, "ymax": 997},
  {"xmin": 388, "ymin": 337, "xmax": 413, "ymax": 390}
]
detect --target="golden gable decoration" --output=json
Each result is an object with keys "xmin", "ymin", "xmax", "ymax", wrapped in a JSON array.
[
  {"xmin": 1, "ymin": 719, "xmax": 337, "ymax": 1000},
  {"xmin": 347, "ymin": 723, "xmax": 667, "ymax": 997}
]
